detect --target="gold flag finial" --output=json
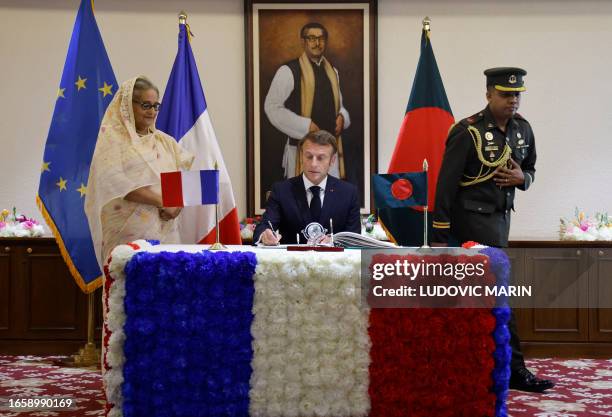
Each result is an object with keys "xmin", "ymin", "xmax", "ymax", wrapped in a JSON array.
[
  {"xmin": 422, "ymin": 16, "xmax": 431, "ymax": 32},
  {"xmin": 423, "ymin": 159, "xmax": 429, "ymax": 172},
  {"xmin": 179, "ymin": 11, "xmax": 187, "ymax": 25}
]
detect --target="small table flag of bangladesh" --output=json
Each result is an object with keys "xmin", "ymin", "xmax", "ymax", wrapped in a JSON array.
[{"xmin": 373, "ymin": 171, "xmax": 428, "ymax": 209}]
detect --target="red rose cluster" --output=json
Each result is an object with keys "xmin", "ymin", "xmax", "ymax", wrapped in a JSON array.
[{"xmin": 368, "ymin": 253, "xmax": 498, "ymax": 417}]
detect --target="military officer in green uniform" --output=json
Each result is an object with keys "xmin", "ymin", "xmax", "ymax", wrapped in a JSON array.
[{"xmin": 432, "ymin": 67, "xmax": 554, "ymax": 393}]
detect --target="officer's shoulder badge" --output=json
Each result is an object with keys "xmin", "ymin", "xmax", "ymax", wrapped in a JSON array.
[
  {"xmin": 464, "ymin": 112, "xmax": 483, "ymax": 125},
  {"xmin": 514, "ymin": 112, "xmax": 532, "ymax": 125}
]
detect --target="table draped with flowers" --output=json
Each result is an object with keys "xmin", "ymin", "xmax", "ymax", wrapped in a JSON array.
[{"xmin": 102, "ymin": 241, "xmax": 511, "ymax": 417}]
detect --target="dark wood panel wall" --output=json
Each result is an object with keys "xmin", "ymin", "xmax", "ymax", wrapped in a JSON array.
[
  {"xmin": 0, "ymin": 238, "xmax": 102, "ymax": 355},
  {"xmin": 508, "ymin": 247, "xmax": 612, "ymax": 358}
]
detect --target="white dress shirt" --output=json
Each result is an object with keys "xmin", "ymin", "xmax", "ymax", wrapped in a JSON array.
[{"xmin": 303, "ymin": 174, "xmax": 327, "ymax": 207}]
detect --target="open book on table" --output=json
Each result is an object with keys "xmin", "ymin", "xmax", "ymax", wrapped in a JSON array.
[{"xmin": 333, "ymin": 232, "xmax": 397, "ymax": 249}]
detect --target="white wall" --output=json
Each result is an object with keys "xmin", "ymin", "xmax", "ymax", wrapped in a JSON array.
[
  {"xmin": 1, "ymin": 0, "xmax": 611, "ymax": 240},
  {"xmin": 0, "ymin": 0, "xmax": 246, "ymax": 235},
  {"xmin": 378, "ymin": 0, "xmax": 612, "ymax": 240}
]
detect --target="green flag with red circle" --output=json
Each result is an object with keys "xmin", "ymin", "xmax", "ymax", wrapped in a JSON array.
[
  {"xmin": 373, "ymin": 172, "xmax": 427, "ymax": 209},
  {"xmin": 378, "ymin": 25, "xmax": 453, "ymax": 246}
]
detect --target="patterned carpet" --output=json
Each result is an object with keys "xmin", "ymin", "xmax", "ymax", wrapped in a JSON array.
[
  {"xmin": 507, "ymin": 358, "xmax": 612, "ymax": 417},
  {"xmin": 0, "ymin": 356, "xmax": 104, "ymax": 416},
  {"xmin": 0, "ymin": 356, "xmax": 610, "ymax": 416}
]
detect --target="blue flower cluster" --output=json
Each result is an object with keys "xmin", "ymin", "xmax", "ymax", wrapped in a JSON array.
[
  {"xmin": 482, "ymin": 247, "xmax": 512, "ymax": 417},
  {"xmin": 122, "ymin": 250, "xmax": 257, "ymax": 417}
]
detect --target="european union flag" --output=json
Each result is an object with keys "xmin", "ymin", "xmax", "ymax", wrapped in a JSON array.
[
  {"xmin": 373, "ymin": 172, "xmax": 428, "ymax": 209},
  {"xmin": 37, "ymin": 0, "xmax": 116, "ymax": 293}
]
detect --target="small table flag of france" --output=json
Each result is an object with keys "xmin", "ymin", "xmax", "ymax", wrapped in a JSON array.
[{"xmin": 161, "ymin": 170, "xmax": 219, "ymax": 207}]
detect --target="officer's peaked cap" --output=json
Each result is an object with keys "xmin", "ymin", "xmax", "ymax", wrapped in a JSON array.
[{"xmin": 484, "ymin": 67, "xmax": 527, "ymax": 92}]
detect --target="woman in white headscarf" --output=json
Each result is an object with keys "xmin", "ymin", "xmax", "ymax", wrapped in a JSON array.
[{"xmin": 85, "ymin": 76, "xmax": 194, "ymax": 266}]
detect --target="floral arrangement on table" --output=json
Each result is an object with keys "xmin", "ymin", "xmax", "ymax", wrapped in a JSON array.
[
  {"xmin": 0, "ymin": 208, "xmax": 45, "ymax": 237},
  {"xmin": 103, "ymin": 241, "xmax": 511, "ymax": 417},
  {"xmin": 361, "ymin": 214, "xmax": 390, "ymax": 241},
  {"xmin": 240, "ymin": 216, "xmax": 261, "ymax": 242},
  {"xmin": 368, "ymin": 247, "xmax": 511, "ymax": 417},
  {"xmin": 560, "ymin": 208, "xmax": 612, "ymax": 241}
]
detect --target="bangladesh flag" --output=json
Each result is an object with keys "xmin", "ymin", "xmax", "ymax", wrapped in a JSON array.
[{"xmin": 379, "ymin": 25, "xmax": 454, "ymax": 246}]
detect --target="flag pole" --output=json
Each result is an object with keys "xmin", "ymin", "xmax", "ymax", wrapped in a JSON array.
[
  {"xmin": 421, "ymin": 16, "xmax": 431, "ymax": 249},
  {"xmin": 72, "ymin": 293, "xmax": 100, "ymax": 366},
  {"xmin": 209, "ymin": 161, "xmax": 227, "ymax": 250},
  {"xmin": 422, "ymin": 159, "xmax": 430, "ymax": 248}
]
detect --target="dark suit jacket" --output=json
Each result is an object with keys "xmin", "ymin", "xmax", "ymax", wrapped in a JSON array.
[{"xmin": 253, "ymin": 175, "xmax": 361, "ymax": 244}]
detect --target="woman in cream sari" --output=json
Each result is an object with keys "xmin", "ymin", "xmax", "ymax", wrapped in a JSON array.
[{"xmin": 85, "ymin": 76, "xmax": 194, "ymax": 266}]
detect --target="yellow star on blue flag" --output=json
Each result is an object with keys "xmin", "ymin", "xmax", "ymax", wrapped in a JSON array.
[
  {"xmin": 56, "ymin": 177, "xmax": 68, "ymax": 191},
  {"xmin": 75, "ymin": 75, "xmax": 87, "ymax": 91},
  {"xmin": 98, "ymin": 81, "xmax": 113, "ymax": 97},
  {"xmin": 37, "ymin": 0, "xmax": 116, "ymax": 293},
  {"xmin": 76, "ymin": 183, "xmax": 87, "ymax": 197}
]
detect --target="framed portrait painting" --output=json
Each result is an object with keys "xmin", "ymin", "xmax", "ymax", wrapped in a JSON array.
[{"xmin": 245, "ymin": 0, "xmax": 377, "ymax": 215}]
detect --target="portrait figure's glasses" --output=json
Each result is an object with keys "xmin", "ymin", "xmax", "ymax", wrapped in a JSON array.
[{"xmin": 303, "ymin": 35, "xmax": 327, "ymax": 44}]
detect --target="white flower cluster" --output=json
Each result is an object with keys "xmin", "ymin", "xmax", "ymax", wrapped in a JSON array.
[
  {"xmin": 241, "ymin": 224, "xmax": 255, "ymax": 241},
  {"xmin": 250, "ymin": 251, "xmax": 371, "ymax": 417},
  {"xmin": 102, "ymin": 246, "xmax": 372, "ymax": 417},
  {"xmin": 561, "ymin": 226, "xmax": 612, "ymax": 241},
  {"xmin": 0, "ymin": 209, "xmax": 45, "ymax": 237},
  {"xmin": 560, "ymin": 210, "xmax": 612, "ymax": 241},
  {"xmin": 103, "ymin": 239, "xmax": 153, "ymax": 417},
  {"xmin": 0, "ymin": 222, "xmax": 45, "ymax": 237},
  {"xmin": 361, "ymin": 223, "xmax": 390, "ymax": 241}
]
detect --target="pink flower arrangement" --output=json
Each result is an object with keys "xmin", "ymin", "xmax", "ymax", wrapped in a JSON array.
[
  {"xmin": 0, "ymin": 207, "xmax": 45, "ymax": 237},
  {"xmin": 240, "ymin": 216, "xmax": 262, "ymax": 241},
  {"xmin": 560, "ymin": 208, "xmax": 612, "ymax": 241}
]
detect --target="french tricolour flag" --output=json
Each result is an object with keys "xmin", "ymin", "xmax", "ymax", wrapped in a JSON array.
[
  {"xmin": 161, "ymin": 170, "xmax": 219, "ymax": 207},
  {"xmin": 156, "ymin": 21, "xmax": 241, "ymax": 244}
]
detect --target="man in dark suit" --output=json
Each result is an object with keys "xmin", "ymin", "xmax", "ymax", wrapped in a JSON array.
[
  {"xmin": 254, "ymin": 130, "xmax": 360, "ymax": 245},
  {"xmin": 432, "ymin": 67, "xmax": 554, "ymax": 393}
]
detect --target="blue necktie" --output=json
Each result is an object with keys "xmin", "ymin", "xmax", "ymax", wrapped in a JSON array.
[{"xmin": 309, "ymin": 185, "xmax": 321, "ymax": 222}]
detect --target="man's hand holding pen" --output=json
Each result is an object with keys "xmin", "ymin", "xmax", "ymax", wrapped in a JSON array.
[{"xmin": 260, "ymin": 221, "xmax": 282, "ymax": 246}]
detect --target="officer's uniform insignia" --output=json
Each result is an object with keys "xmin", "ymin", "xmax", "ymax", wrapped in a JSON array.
[{"xmin": 432, "ymin": 67, "xmax": 533, "ymax": 249}]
